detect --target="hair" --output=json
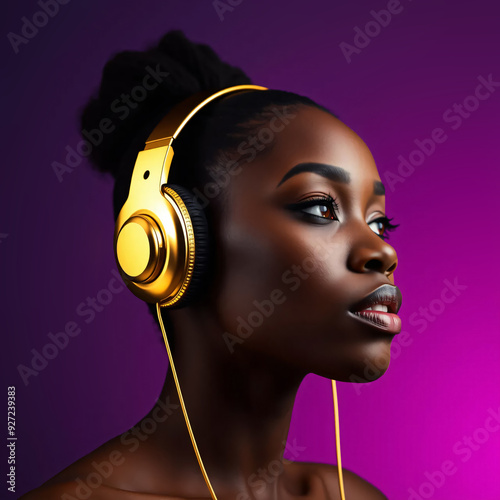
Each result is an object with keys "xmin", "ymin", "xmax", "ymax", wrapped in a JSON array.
[{"xmin": 79, "ymin": 29, "xmax": 336, "ymax": 344}]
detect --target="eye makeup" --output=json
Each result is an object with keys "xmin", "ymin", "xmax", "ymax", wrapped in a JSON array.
[{"xmin": 285, "ymin": 194, "xmax": 340, "ymax": 224}]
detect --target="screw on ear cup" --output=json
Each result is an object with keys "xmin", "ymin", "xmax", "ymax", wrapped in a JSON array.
[{"xmin": 162, "ymin": 184, "xmax": 211, "ymax": 309}]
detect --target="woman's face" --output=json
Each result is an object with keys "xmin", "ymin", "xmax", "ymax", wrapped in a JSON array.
[{"xmin": 209, "ymin": 105, "xmax": 401, "ymax": 382}]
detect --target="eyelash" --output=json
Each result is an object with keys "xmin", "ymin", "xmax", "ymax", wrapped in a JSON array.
[
  {"xmin": 286, "ymin": 194, "xmax": 340, "ymax": 225},
  {"xmin": 287, "ymin": 195, "xmax": 400, "ymax": 239},
  {"xmin": 370, "ymin": 216, "xmax": 399, "ymax": 241}
]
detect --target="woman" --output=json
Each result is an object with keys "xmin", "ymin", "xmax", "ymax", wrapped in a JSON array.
[{"xmin": 22, "ymin": 30, "xmax": 401, "ymax": 500}]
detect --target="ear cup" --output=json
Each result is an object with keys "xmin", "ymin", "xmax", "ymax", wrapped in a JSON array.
[{"xmin": 162, "ymin": 183, "xmax": 211, "ymax": 309}]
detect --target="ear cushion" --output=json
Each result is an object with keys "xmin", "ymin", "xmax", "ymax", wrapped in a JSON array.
[{"xmin": 163, "ymin": 183, "xmax": 211, "ymax": 309}]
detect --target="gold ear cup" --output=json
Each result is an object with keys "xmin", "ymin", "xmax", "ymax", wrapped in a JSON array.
[
  {"xmin": 114, "ymin": 190, "xmax": 191, "ymax": 305},
  {"xmin": 116, "ymin": 215, "xmax": 165, "ymax": 283}
]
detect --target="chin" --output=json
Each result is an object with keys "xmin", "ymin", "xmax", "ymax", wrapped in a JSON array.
[
  {"xmin": 346, "ymin": 339, "xmax": 393, "ymax": 384},
  {"xmin": 315, "ymin": 338, "xmax": 393, "ymax": 384}
]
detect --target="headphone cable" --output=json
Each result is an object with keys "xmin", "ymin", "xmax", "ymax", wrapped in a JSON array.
[
  {"xmin": 332, "ymin": 379, "xmax": 347, "ymax": 500},
  {"xmin": 156, "ymin": 303, "xmax": 218, "ymax": 500}
]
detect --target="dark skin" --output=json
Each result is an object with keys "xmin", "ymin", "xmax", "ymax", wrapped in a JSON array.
[{"xmin": 22, "ymin": 106, "xmax": 398, "ymax": 499}]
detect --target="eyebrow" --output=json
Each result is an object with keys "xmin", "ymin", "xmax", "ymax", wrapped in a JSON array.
[
  {"xmin": 276, "ymin": 162, "xmax": 350, "ymax": 188},
  {"xmin": 275, "ymin": 162, "xmax": 386, "ymax": 196},
  {"xmin": 373, "ymin": 180, "xmax": 385, "ymax": 195}
]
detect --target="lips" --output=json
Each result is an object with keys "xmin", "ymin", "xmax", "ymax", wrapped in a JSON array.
[
  {"xmin": 348, "ymin": 284, "xmax": 402, "ymax": 334},
  {"xmin": 350, "ymin": 284, "xmax": 402, "ymax": 315}
]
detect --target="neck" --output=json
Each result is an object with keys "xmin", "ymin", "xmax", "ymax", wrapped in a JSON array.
[{"xmin": 141, "ymin": 303, "xmax": 307, "ymax": 496}]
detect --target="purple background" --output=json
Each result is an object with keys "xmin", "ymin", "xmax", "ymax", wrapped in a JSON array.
[{"xmin": 2, "ymin": 0, "xmax": 499, "ymax": 498}]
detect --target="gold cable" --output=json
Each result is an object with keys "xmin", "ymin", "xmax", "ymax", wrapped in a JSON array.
[
  {"xmin": 331, "ymin": 380, "xmax": 347, "ymax": 500},
  {"xmin": 156, "ymin": 303, "xmax": 218, "ymax": 500}
]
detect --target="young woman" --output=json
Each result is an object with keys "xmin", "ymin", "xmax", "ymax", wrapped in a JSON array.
[{"xmin": 22, "ymin": 30, "xmax": 401, "ymax": 500}]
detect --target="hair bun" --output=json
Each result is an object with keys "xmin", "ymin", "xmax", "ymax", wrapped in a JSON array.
[{"xmin": 80, "ymin": 29, "xmax": 252, "ymax": 178}]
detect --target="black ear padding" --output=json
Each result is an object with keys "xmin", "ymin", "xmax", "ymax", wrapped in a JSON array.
[{"xmin": 164, "ymin": 184, "xmax": 211, "ymax": 309}]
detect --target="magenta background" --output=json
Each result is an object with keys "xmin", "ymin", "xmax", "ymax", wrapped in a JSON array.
[{"xmin": 2, "ymin": 0, "xmax": 499, "ymax": 498}]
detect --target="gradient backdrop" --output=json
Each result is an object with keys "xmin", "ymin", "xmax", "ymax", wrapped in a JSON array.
[{"xmin": 2, "ymin": 1, "xmax": 499, "ymax": 498}]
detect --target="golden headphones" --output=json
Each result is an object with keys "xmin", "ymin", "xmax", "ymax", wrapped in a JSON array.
[{"xmin": 113, "ymin": 84, "xmax": 268, "ymax": 308}]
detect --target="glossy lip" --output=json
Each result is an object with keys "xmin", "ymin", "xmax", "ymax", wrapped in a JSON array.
[
  {"xmin": 349, "ymin": 284, "xmax": 402, "ymax": 315},
  {"xmin": 347, "ymin": 284, "xmax": 403, "ymax": 334}
]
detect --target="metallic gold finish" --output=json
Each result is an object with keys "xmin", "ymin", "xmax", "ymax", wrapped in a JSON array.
[
  {"xmin": 114, "ymin": 85, "xmax": 268, "ymax": 307},
  {"xmin": 114, "ymin": 145, "xmax": 188, "ymax": 305},
  {"xmin": 116, "ymin": 215, "xmax": 164, "ymax": 282},
  {"xmin": 144, "ymin": 85, "xmax": 268, "ymax": 149},
  {"xmin": 160, "ymin": 186, "xmax": 196, "ymax": 308}
]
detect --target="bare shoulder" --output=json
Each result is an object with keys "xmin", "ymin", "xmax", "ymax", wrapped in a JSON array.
[
  {"xmin": 18, "ymin": 481, "xmax": 175, "ymax": 500},
  {"xmin": 322, "ymin": 464, "xmax": 388, "ymax": 500},
  {"xmin": 19, "ymin": 480, "xmax": 106, "ymax": 499},
  {"xmin": 18, "ymin": 432, "xmax": 168, "ymax": 500},
  {"xmin": 285, "ymin": 460, "xmax": 388, "ymax": 500}
]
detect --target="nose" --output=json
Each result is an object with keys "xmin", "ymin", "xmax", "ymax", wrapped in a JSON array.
[{"xmin": 347, "ymin": 224, "xmax": 398, "ymax": 277}]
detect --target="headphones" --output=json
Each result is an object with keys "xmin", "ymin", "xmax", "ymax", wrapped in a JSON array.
[{"xmin": 113, "ymin": 84, "xmax": 268, "ymax": 308}]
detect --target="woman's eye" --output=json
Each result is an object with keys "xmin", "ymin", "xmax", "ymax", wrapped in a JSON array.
[
  {"xmin": 369, "ymin": 220, "xmax": 386, "ymax": 237},
  {"xmin": 368, "ymin": 217, "xmax": 399, "ymax": 240},
  {"xmin": 301, "ymin": 203, "xmax": 336, "ymax": 219},
  {"xmin": 286, "ymin": 196, "xmax": 340, "ymax": 224}
]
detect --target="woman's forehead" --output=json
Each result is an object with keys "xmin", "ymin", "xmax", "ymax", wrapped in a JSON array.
[{"xmin": 232, "ymin": 105, "xmax": 381, "ymax": 190}]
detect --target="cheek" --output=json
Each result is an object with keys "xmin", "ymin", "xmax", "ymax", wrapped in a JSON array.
[
  {"xmin": 274, "ymin": 250, "xmax": 353, "ymax": 348},
  {"xmin": 213, "ymin": 213, "xmax": 352, "ymax": 354},
  {"xmin": 213, "ymin": 216, "xmax": 296, "ymax": 337}
]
